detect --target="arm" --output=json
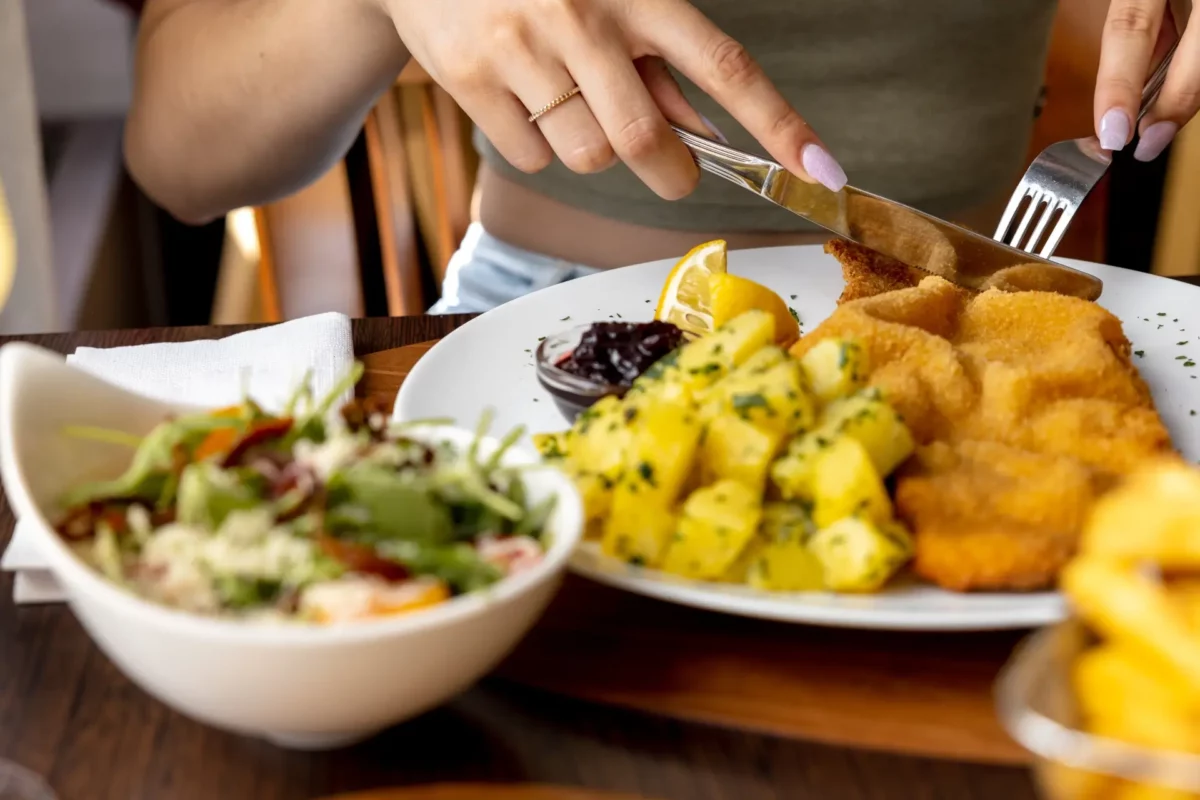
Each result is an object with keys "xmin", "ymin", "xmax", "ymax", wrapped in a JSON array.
[{"xmin": 125, "ymin": 0, "xmax": 408, "ymax": 223}]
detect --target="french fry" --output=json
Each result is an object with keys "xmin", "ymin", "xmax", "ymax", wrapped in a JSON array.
[
  {"xmin": 1083, "ymin": 463, "xmax": 1200, "ymax": 569},
  {"xmin": 1062, "ymin": 558, "xmax": 1200, "ymax": 701}
]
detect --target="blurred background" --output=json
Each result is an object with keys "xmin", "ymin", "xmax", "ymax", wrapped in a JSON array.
[{"xmin": 1, "ymin": 0, "xmax": 1199, "ymax": 335}]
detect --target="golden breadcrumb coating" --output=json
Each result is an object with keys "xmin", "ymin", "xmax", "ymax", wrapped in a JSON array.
[{"xmin": 793, "ymin": 247, "xmax": 1171, "ymax": 591}]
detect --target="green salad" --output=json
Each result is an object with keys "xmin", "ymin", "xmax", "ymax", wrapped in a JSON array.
[{"xmin": 56, "ymin": 365, "xmax": 553, "ymax": 623}]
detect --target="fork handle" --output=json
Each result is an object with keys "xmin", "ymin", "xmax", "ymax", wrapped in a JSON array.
[{"xmin": 1139, "ymin": 41, "xmax": 1177, "ymax": 124}]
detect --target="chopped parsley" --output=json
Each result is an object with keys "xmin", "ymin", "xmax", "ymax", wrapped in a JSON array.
[
  {"xmin": 1135, "ymin": 350, "xmax": 1145, "ymax": 358},
  {"xmin": 788, "ymin": 307, "xmax": 801, "ymax": 323},
  {"xmin": 637, "ymin": 461, "xmax": 657, "ymax": 487},
  {"xmin": 731, "ymin": 392, "xmax": 771, "ymax": 419}
]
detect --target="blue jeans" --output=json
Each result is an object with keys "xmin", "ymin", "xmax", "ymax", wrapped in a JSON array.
[{"xmin": 429, "ymin": 223, "xmax": 601, "ymax": 314}]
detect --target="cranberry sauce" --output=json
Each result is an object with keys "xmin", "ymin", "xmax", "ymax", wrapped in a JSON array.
[{"xmin": 556, "ymin": 321, "xmax": 685, "ymax": 387}]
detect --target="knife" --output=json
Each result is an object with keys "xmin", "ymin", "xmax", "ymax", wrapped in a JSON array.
[{"xmin": 672, "ymin": 126, "xmax": 1103, "ymax": 301}]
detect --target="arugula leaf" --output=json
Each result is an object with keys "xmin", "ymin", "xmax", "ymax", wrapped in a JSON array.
[
  {"xmin": 61, "ymin": 413, "xmax": 240, "ymax": 508},
  {"xmin": 176, "ymin": 462, "xmax": 262, "ymax": 529},
  {"xmin": 327, "ymin": 464, "xmax": 454, "ymax": 545},
  {"xmin": 376, "ymin": 541, "xmax": 502, "ymax": 593}
]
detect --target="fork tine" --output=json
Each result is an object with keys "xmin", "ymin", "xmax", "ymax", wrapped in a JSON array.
[
  {"xmin": 1009, "ymin": 188, "xmax": 1044, "ymax": 252},
  {"xmin": 994, "ymin": 185, "xmax": 1029, "ymax": 242},
  {"xmin": 1024, "ymin": 193, "xmax": 1059, "ymax": 255},
  {"xmin": 1037, "ymin": 202, "xmax": 1079, "ymax": 260}
]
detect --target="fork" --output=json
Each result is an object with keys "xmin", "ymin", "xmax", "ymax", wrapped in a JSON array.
[{"xmin": 994, "ymin": 44, "xmax": 1177, "ymax": 258}]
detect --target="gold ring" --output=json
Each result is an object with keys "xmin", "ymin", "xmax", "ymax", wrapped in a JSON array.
[{"xmin": 528, "ymin": 86, "xmax": 582, "ymax": 122}]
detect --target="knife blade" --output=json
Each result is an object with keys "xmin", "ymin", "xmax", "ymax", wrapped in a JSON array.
[{"xmin": 672, "ymin": 126, "xmax": 1103, "ymax": 301}]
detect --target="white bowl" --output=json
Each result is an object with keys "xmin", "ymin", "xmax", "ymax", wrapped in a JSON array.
[{"xmin": 0, "ymin": 343, "xmax": 583, "ymax": 749}]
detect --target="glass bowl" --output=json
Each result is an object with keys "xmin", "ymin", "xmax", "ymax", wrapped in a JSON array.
[
  {"xmin": 995, "ymin": 621, "xmax": 1200, "ymax": 799},
  {"xmin": 535, "ymin": 324, "xmax": 628, "ymax": 423},
  {"xmin": 0, "ymin": 761, "xmax": 56, "ymax": 800}
]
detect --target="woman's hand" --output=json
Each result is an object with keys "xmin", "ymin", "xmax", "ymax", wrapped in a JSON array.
[
  {"xmin": 380, "ymin": 0, "xmax": 846, "ymax": 198},
  {"xmin": 1095, "ymin": 0, "xmax": 1197, "ymax": 161}
]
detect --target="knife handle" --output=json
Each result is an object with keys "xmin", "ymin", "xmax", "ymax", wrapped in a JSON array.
[{"xmin": 672, "ymin": 125, "xmax": 781, "ymax": 198}]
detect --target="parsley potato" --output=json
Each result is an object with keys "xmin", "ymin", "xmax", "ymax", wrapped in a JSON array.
[
  {"xmin": 662, "ymin": 480, "xmax": 762, "ymax": 580},
  {"xmin": 747, "ymin": 503, "xmax": 826, "ymax": 591},
  {"xmin": 819, "ymin": 388, "xmax": 915, "ymax": 477},
  {"xmin": 602, "ymin": 497, "xmax": 677, "ymax": 567},
  {"xmin": 540, "ymin": 311, "xmax": 917, "ymax": 595},
  {"xmin": 702, "ymin": 359, "xmax": 816, "ymax": 438},
  {"xmin": 629, "ymin": 309, "xmax": 777, "ymax": 403},
  {"xmin": 699, "ymin": 413, "xmax": 782, "ymax": 492},
  {"xmin": 809, "ymin": 435, "xmax": 893, "ymax": 528},
  {"xmin": 799, "ymin": 338, "xmax": 866, "ymax": 405},
  {"xmin": 808, "ymin": 516, "xmax": 913, "ymax": 592}
]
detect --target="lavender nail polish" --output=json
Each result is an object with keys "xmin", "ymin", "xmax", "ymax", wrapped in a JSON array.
[
  {"xmin": 1099, "ymin": 109, "xmax": 1131, "ymax": 151},
  {"xmin": 1134, "ymin": 121, "xmax": 1179, "ymax": 162},
  {"xmin": 801, "ymin": 144, "xmax": 847, "ymax": 193},
  {"xmin": 698, "ymin": 114, "xmax": 730, "ymax": 144}
]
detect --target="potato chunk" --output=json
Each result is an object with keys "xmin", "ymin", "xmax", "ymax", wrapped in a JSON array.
[
  {"xmin": 807, "ymin": 516, "xmax": 913, "ymax": 592},
  {"xmin": 662, "ymin": 480, "xmax": 762, "ymax": 580},
  {"xmin": 629, "ymin": 311, "xmax": 777, "ymax": 403},
  {"xmin": 769, "ymin": 431, "xmax": 831, "ymax": 501},
  {"xmin": 810, "ymin": 435, "xmax": 893, "ymax": 528},
  {"xmin": 569, "ymin": 395, "xmax": 631, "ymax": 482},
  {"xmin": 532, "ymin": 430, "xmax": 571, "ymax": 461},
  {"xmin": 699, "ymin": 413, "xmax": 782, "ymax": 492},
  {"xmin": 703, "ymin": 359, "xmax": 816, "ymax": 437},
  {"xmin": 799, "ymin": 338, "xmax": 866, "ymax": 405},
  {"xmin": 621, "ymin": 398, "xmax": 702, "ymax": 506},
  {"xmin": 601, "ymin": 495, "xmax": 677, "ymax": 567},
  {"xmin": 678, "ymin": 310, "xmax": 776, "ymax": 374},
  {"xmin": 747, "ymin": 503, "xmax": 825, "ymax": 591},
  {"xmin": 569, "ymin": 468, "xmax": 612, "ymax": 540},
  {"xmin": 819, "ymin": 388, "xmax": 915, "ymax": 476}
]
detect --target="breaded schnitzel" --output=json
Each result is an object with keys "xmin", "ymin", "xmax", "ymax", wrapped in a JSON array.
[
  {"xmin": 828, "ymin": 238, "xmax": 931, "ymax": 304},
  {"xmin": 792, "ymin": 246, "xmax": 1171, "ymax": 591}
]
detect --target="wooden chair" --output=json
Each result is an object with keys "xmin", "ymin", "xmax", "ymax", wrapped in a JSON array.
[
  {"xmin": 232, "ymin": 62, "xmax": 476, "ymax": 324},
  {"xmin": 362, "ymin": 61, "xmax": 477, "ymax": 316}
]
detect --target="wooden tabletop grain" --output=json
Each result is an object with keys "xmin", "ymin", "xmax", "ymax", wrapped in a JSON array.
[{"xmin": 0, "ymin": 312, "xmax": 1061, "ymax": 800}]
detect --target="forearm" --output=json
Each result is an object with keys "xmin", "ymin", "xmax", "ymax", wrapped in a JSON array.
[{"xmin": 125, "ymin": 0, "xmax": 408, "ymax": 223}]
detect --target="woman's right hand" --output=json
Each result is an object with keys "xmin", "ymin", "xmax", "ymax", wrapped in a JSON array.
[{"xmin": 378, "ymin": 0, "xmax": 846, "ymax": 199}]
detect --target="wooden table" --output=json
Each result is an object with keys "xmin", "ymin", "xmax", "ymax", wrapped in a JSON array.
[{"xmin": 0, "ymin": 308, "xmax": 1145, "ymax": 800}]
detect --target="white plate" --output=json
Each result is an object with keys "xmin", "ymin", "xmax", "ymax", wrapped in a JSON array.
[{"xmin": 396, "ymin": 245, "xmax": 1200, "ymax": 631}]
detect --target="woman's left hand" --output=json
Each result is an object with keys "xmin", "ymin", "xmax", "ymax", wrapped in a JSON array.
[{"xmin": 1095, "ymin": 0, "xmax": 1196, "ymax": 161}]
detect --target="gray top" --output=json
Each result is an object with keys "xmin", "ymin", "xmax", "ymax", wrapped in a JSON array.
[{"xmin": 475, "ymin": 0, "xmax": 1057, "ymax": 232}]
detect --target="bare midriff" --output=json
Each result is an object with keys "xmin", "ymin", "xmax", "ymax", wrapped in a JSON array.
[{"xmin": 476, "ymin": 164, "xmax": 1006, "ymax": 270}]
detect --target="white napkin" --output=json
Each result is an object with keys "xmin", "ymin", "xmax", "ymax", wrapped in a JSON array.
[{"xmin": 2, "ymin": 312, "xmax": 355, "ymax": 604}]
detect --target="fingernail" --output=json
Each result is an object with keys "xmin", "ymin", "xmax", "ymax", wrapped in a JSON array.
[
  {"xmin": 698, "ymin": 114, "xmax": 729, "ymax": 144},
  {"xmin": 801, "ymin": 143, "xmax": 847, "ymax": 192},
  {"xmin": 1134, "ymin": 120, "xmax": 1179, "ymax": 162},
  {"xmin": 1099, "ymin": 108, "xmax": 1131, "ymax": 151}
]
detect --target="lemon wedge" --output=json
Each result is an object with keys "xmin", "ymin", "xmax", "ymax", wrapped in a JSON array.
[
  {"xmin": 709, "ymin": 273, "xmax": 800, "ymax": 347},
  {"xmin": 654, "ymin": 239, "xmax": 727, "ymax": 336}
]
